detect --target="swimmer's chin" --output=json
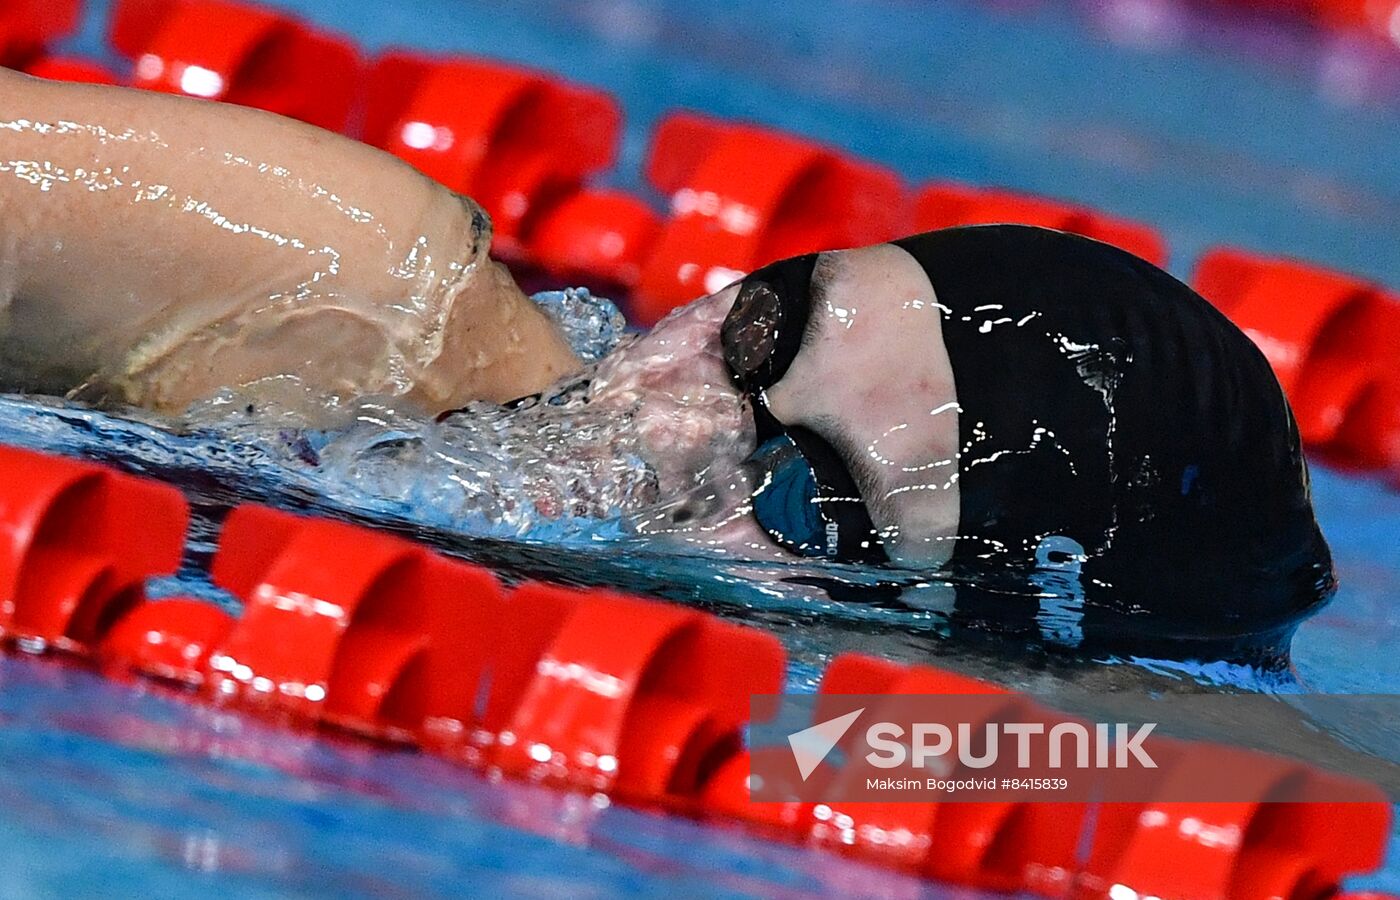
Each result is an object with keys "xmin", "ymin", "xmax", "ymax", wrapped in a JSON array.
[{"xmin": 628, "ymin": 501, "xmax": 796, "ymax": 563}]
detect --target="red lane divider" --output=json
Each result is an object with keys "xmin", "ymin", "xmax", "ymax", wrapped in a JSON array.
[
  {"xmin": 915, "ymin": 181, "xmax": 1169, "ymax": 267},
  {"xmin": 524, "ymin": 189, "xmax": 662, "ymax": 293},
  {"xmin": 1206, "ymin": 0, "xmax": 1400, "ymax": 45},
  {"xmin": 1193, "ymin": 248, "xmax": 1400, "ymax": 481},
  {"xmin": 634, "ymin": 111, "xmax": 908, "ymax": 325},
  {"xmin": 1072, "ymin": 744, "xmax": 1390, "ymax": 900},
  {"xmin": 0, "ymin": 0, "xmax": 80, "ymax": 68},
  {"xmin": 109, "ymin": 0, "xmax": 361, "ymax": 131},
  {"xmin": 0, "ymin": 445, "xmax": 1390, "ymax": 896},
  {"xmin": 1322, "ymin": 0, "xmax": 1400, "ymax": 38},
  {"xmin": 0, "ymin": 446, "xmax": 187, "ymax": 653},
  {"xmin": 493, "ymin": 582, "xmax": 783, "ymax": 805},
  {"xmin": 1332, "ymin": 374, "xmax": 1400, "ymax": 486},
  {"xmin": 101, "ymin": 597, "xmax": 235, "ymax": 686},
  {"xmin": 22, "ymin": 56, "xmax": 120, "ymax": 85},
  {"xmin": 361, "ymin": 52, "xmax": 621, "ymax": 258},
  {"xmin": 207, "ymin": 505, "xmax": 505, "ymax": 744},
  {"xmin": 1197, "ymin": 252, "xmax": 1378, "ymax": 397}
]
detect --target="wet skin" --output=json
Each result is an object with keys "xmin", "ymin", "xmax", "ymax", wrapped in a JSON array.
[{"xmin": 0, "ymin": 68, "xmax": 578, "ymax": 419}]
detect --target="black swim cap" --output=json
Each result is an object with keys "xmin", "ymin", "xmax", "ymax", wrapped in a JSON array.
[{"xmin": 891, "ymin": 225, "xmax": 1334, "ymax": 651}]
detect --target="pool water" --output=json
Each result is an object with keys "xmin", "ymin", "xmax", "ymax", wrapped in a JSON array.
[{"xmin": 4, "ymin": 0, "xmax": 1398, "ymax": 896}]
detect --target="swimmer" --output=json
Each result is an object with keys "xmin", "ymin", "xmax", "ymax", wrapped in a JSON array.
[{"xmin": 0, "ymin": 70, "xmax": 1332, "ymax": 651}]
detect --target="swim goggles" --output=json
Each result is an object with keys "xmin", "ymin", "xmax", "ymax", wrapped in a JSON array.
[{"xmin": 720, "ymin": 254, "xmax": 888, "ymax": 564}]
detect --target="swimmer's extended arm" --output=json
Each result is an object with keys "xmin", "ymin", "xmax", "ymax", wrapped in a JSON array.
[{"xmin": 0, "ymin": 67, "xmax": 579, "ymax": 416}]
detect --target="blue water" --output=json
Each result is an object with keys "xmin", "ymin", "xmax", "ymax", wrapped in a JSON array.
[{"xmin": 7, "ymin": 0, "xmax": 1395, "ymax": 895}]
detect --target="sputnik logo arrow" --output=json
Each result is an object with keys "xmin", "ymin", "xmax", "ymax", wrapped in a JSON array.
[{"xmin": 787, "ymin": 707, "xmax": 864, "ymax": 781}]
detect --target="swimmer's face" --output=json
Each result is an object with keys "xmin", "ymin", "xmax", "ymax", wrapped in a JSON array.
[{"xmin": 608, "ymin": 244, "xmax": 961, "ymax": 568}]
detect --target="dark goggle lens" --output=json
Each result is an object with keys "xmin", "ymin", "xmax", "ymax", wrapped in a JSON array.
[
  {"xmin": 721, "ymin": 253, "xmax": 818, "ymax": 391},
  {"xmin": 722, "ymin": 280, "xmax": 783, "ymax": 386}
]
